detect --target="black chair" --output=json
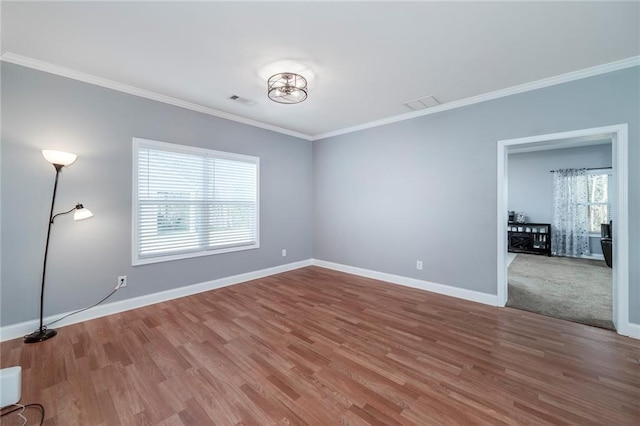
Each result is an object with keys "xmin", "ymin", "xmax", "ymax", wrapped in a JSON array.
[{"xmin": 601, "ymin": 221, "xmax": 612, "ymax": 268}]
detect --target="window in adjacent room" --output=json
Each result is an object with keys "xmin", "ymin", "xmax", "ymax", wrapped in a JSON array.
[
  {"xmin": 133, "ymin": 138, "xmax": 259, "ymax": 265},
  {"xmin": 586, "ymin": 169, "xmax": 611, "ymax": 234}
]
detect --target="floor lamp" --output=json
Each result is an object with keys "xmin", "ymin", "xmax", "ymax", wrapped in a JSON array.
[{"xmin": 24, "ymin": 150, "xmax": 93, "ymax": 344}]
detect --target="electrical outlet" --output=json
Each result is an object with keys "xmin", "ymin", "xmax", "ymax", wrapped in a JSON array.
[
  {"xmin": 416, "ymin": 260, "xmax": 423, "ymax": 270},
  {"xmin": 116, "ymin": 275, "xmax": 127, "ymax": 289},
  {"xmin": 282, "ymin": 249, "xmax": 287, "ymax": 257}
]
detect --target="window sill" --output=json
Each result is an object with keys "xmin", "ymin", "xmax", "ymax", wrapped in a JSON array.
[{"xmin": 133, "ymin": 242, "xmax": 260, "ymax": 266}]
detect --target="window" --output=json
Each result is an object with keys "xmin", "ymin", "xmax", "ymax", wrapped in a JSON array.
[
  {"xmin": 586, "ymin": 170, "xmax": 610, "ymax": 234},
  {"xmin": 133, "ymin": 138, "xmax": 259, "ymax": 265}
]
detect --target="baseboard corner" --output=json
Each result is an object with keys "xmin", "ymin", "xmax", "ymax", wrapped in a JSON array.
[
  {"xmin": 311, "ymin": 258, "xmax": 498, "ymax": 306},
  {"xmin": 626, "ymin": 322, "xmax": 640, "ymax": 340}
]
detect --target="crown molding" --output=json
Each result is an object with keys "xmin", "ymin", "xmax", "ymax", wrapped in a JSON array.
[
  {"xmin": 312, "ymin": 55, "xmax": 640, "ymax": 141},
  {"xmin": 0, "ymin": 52, "xmax": 313, "ymax": 141},
  {"xmin": 3, "ymin": 52, "xmax": 638, "ymax": 142}
]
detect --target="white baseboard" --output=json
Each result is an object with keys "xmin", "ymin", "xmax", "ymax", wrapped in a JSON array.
[
  {"xmin": 0, "ymin": 259, "xmax": 312, "ymax": 342},
  {"xmin": 312, "ymin": 259, "xmax": 498, "ymax": 306},
  {"xmin": 627, "ymin": 322, "xmax": 640, "ymax": 340},
  {"xmin": 578, "ymin": 254, "xmax": 605, "ymax": 260},
  {"xmin": 550, "ymin": 253, "xmax": 606, "ymax": 261},
  {"xmin": 3, "ymin": 258, "xmax": 631, "ymax": 343}
]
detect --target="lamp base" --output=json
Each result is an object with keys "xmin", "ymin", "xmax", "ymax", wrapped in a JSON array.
[{"xmin": 24, "ymin": 328, "xmax": 57, "ymax": 344}]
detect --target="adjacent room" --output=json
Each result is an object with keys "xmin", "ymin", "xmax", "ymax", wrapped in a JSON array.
[
  {"xmin": 1, "ymin": 2, "xmax": 639, "ymax": 425},
  {"xmin": 506, "ymin": 142, "xmax": 615, "ymax": 329}
]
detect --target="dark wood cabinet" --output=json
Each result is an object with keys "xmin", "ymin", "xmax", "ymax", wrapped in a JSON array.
[{"xmin": 508, "ymin": 223, "xmax": 551, "ymax": 256}]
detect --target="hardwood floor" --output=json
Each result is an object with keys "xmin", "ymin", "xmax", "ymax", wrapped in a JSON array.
[{"xmin": 2, "ymin": 266, "xmax": 639, "ymax": 425}]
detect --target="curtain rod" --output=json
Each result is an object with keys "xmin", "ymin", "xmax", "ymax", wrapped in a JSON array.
[{"xmin": 549, "ymin": 167, "xmax": 612, "ymax": 173}]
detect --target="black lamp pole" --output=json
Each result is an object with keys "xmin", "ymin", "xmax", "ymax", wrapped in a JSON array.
[
  {"xmin": 24, "ymin": 163, "xmax": 64, "ymax": 343},
  {"xmin": 24, "ymin": 160, "xmax": 90, "ymax": 344}
]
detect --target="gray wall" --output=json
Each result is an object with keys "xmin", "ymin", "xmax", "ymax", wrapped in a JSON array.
[
  {"xmin": 314, "ymin": 67, "xmax": 639, "ymax": 322},
  {"xmin": 3, "ymin": 63, "xmax": 638, "ymax": 328},
  {"xmin": 508, "ymin": 144, "xmax": 612, "ymax": 255},
  {"xmin": 1, "ymin": 63, "xmax": 313, "ymax": 326}
]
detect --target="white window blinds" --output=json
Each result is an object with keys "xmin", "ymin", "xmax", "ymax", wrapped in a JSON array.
[{"xmin": 133, "ymin": 138, "xmax": 259, "ymax": 265}]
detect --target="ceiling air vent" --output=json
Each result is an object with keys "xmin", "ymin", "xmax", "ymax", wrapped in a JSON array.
[
  {"xmin": 403, "ymin": 95, "xmax": 441, "ymax": 111},
  {"xmin": 228, "ymin": 95, "xmax": 257, "ymax": 107}
]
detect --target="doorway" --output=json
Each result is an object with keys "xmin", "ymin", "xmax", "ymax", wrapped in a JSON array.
[{"xmin": 497, "ymin": 125, "xmax": 629, "ymax": 335}]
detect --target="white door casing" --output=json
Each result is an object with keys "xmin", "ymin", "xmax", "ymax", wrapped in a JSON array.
[{"xmin": 497, "ymin": 124, "xmax": 629, "ymax": 336}]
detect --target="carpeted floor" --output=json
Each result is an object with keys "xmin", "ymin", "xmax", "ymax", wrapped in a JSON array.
[{"xmin": 507, "ymin": 254, "xmax": 614, "ymax": 330}]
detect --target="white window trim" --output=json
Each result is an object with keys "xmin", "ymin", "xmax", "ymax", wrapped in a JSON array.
[
  {"xmin": 585, "ymin": 168, "xmax": 611, "ymax": 236},
  {"xmin": 132, "ymin": 137, "xmax": 260, "ymax": 266}
]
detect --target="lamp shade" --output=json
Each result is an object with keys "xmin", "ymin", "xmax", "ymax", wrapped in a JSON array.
[
  {"xmin": 42, "ymin": 150, "xmax": 78, "ymax": 167},
  {"xmin": 73, "ymin": 204, "xmax": 93, "ymax": 221}
]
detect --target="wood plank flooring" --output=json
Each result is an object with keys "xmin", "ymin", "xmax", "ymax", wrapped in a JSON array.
[{"xmin": 2, "ymin": 266, "xmax": 639, "ymax": 425}]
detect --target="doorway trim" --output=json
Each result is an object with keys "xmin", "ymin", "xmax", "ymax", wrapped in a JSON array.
[{"xmin": 497, "ymin": 124, "xmax": 629, "ymax": 336}]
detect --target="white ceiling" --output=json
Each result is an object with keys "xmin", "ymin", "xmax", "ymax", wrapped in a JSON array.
[{"xmin": 2, "ymin": 1, "xmax": 639, "ymax": 139}]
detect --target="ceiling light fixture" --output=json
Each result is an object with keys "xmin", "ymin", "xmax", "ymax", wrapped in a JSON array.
[{"xmin": 267, "ymin": 72, "xmax": 308, "ymax": 104}]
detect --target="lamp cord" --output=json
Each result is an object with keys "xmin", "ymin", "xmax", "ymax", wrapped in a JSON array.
[
  {"xmin": 1, "ymin": 403, "xmax": 45, "ymax": 426},
  {"xmin": 43, "ymin": 287, "xmax": 118, "ymax": 328}
]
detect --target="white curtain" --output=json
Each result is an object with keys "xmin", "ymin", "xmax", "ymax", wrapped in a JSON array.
[{"xmin": 552, "ymin": 168, "xmax": 591, "ymax": 257}]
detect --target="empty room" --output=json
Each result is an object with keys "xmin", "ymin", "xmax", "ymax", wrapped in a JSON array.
[{"xmin": 1, "ymin": 2, "xmax": 639, "ymax": 425}]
